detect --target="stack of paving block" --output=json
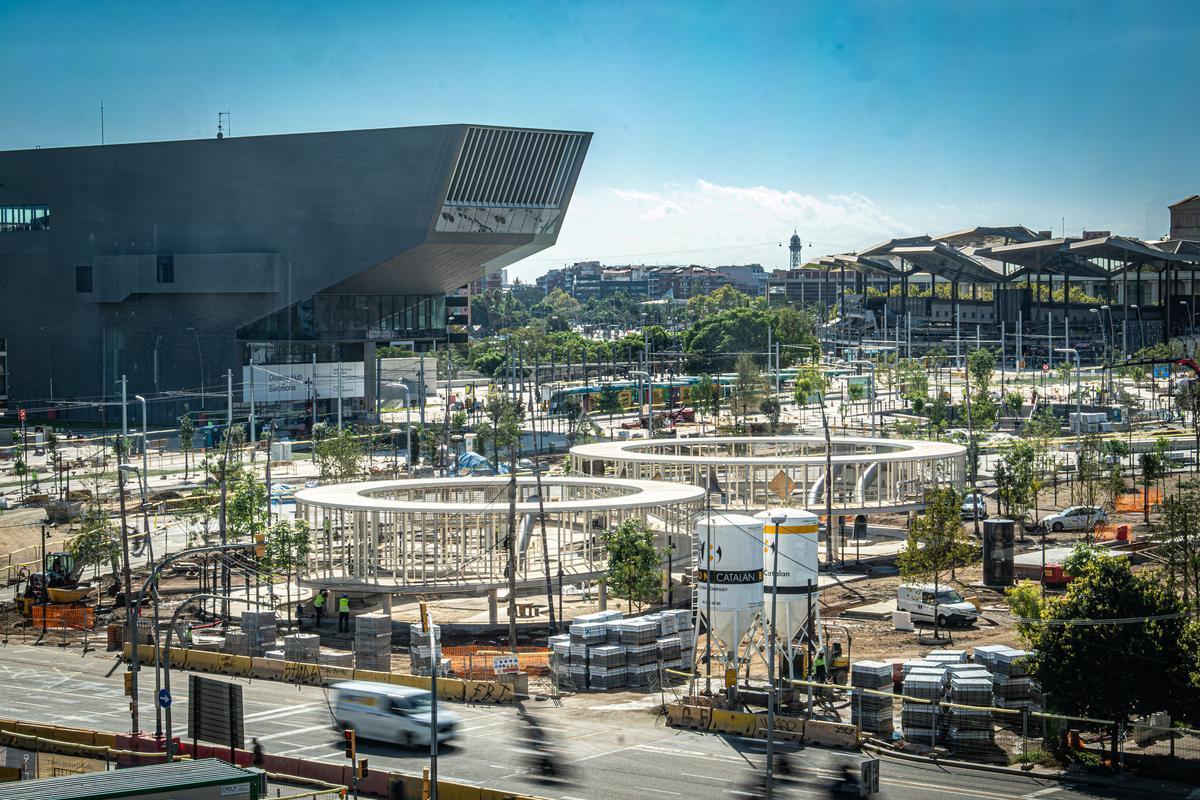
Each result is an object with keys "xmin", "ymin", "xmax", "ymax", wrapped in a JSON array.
[
  {"xmin": 946, "ymin": 674, "xmax": 994, "ymax": 747},
  {"xmin": 901, "ymin": 666, "xmax": 946, "ymax": 744},
  {"xmin": 319, "ymin": 649, "xmax": 355, "ymax": 668},
  {"xmin": 354, "ymin": 612, "xmax": 393, "ymax": 672},
  {"xmin": 408, "ymin": 623, "xmax": 444, "ymax": 675},
  {"xmin": 971, "ymin": 644, "xmax": 1012, "ymax": 672},
  {"xmin": 656, "ymin": 636, "xmax": 682, "ymax": 670},
  {"xmin": 240, "ymin": 610, "xmax": 278, "ymax": 656},
  {"xmin": 991, "ymin": 648, "xmax": 1032, "ymax": 710},
  {"xmin": 944, "ymin": 662, "xmax": 992, "ymax": 682},
  {"xmin": 925, "ymin": 649, "xmax": 968, "ymax": 665},
  {"xmin": 221, "ymin": 630, "xmax": 249, "ymax": 656},
  {"xmin": 850, "ymin": 660, "xmax": 895, "ymax": 734},
  {"xmin": 586, "ymin": 645, "xmax": 627, "ymax": 690},
  {"xmin": 284, "ymin": 633, "xmax": 321, "ymax": 664},
  {"xmin": 617, "ymin": 617, "xmax": 660, "ymax": 647},
  {"xmin": 549, "ymin": 633, "xmax": 572, "ymax": 682}
]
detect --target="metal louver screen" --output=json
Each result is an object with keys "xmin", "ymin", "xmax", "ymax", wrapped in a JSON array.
[{"xmin": 445, "ymin": 128, "xmax": 584, "ymax": 209}]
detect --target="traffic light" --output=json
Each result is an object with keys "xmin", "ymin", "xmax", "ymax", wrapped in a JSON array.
[
  {"xmin": 123, "ymin": 671, "xmax": 133, "ymax": 697},
  {"xmin": 343, "ymin": 728, "xmax": 356, "ymax": 760},
  {"xmin": 356, "ymin": 758, "xmax": 368, "ymax": 779}
]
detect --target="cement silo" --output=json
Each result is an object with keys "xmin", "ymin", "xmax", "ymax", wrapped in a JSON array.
[
  {"xmin": 755, "ymin": 508, "xmax": 821, "ymax": 662},
  {"xmin": 694, "ymin": 512, "xmax": 764, "ymax": 665}
]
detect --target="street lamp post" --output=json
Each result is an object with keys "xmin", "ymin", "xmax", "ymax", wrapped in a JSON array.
[
  {"xmin": 116, "ymin": 463, "xmax": 137, "ymax": 733},
  {"xmin": 764, "ymin": 513, "xmax": 786, "ymax": 800},
  {"xmin": 1055, "ymin": 348, "xmax": 1082, "ymax": 475},
  {"xmin": 1130, "ymin": 304, "xmax": 1144, "ymax": 351},
  {"xmin": 1090, "ymin": 308, "xmax": 1109, "ymax": 396},
  {"xmin": 631, "ymin": 370, "xmax": 652, "ymax": 437},
  {"xmin": 1181, "ymin": 300, "xmax": 1196, "ymax": 340}
]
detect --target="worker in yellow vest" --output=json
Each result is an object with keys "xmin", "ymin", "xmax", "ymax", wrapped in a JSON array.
[
  {"xmin": 338, "ymin": 593, "xmax": 351, "ymax": 633},
  {"xmin": 313, "ymin": 589, "xmax": 328, "ymax": 627}
]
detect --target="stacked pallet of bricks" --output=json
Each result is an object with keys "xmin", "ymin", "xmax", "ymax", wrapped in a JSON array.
[
  {"xmin": 355, "ymin": 612, "xmax": 393, "ymax": 672},
  {"xmin": 990, "ymin": 648, "xmax": 1033, "ymax": 710},
  {"xmin": 549, "ymin": 633, "xmax": 571, "ymax": 684},
  {"xmin": 240, "ymin": 610, "xmax": 278, "ymax": 656},
  {"xmin": 587, "ymin": 645, "xmax": 627, "ymax": 690},
  {"xmin": 408, "ymin": 623, "xmax": 447, "ymax": 676},
  {"xmin": 556, "ymin": 610, "xmax": 621, "ymax": 689},
  {"xmin": 221, "ymin": 630, "xmax": 249, "ymax": 656},
  {"xmin": 620, "ymin": 617, "xmax": 662, "ymax": 688},
  {"xmin": 946, "ymin": 673, "xmax": 994, "ymax": 748},
  {"xmin": 901, "ymin": 664, "xmax": 946, "ymax": 745},
  {"xmin": 850, "ymin": 661, "xmax": 894, "ymax": 735},
  {"xmin": 284, "ymin": 633, "xmax": 321, "ymax": 664},
  {"xmin": 318, "ymin": 649, "xmax": 354, "ymax": 668}
]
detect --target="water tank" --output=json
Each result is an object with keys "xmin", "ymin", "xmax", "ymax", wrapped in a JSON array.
[
  {"xmin": 694, "ymin": 512, "xmax": 763, "ymax": 659},
  {"xmin": 982, "ymin": 518, "xmax": 1015, "ymax": 588},
  {"xmin": 755, "ymin": 508, "xmax": 821, "ymax": 647}
]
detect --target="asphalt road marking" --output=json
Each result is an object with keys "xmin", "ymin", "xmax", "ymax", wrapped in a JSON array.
[
  {"xmin": 886, "ymin": 777, "xmax": 1023, "ymax": 800},
  {"xmin": 458, "ymin": 720, "xmax": 510, "ymax": 733},
  {"xmin": 681, "ymin": 772, "xmax": 732, "ymax": 782},
  {"xmin": 254, "ymin": 723, "xmax": 334, "ymax": 742},
  {"xmin": 244, "ymin": 702, "xmax": 322, "ymax": 722},
  {"xmin": 635, "ymin": 788, "xmax": 681, "ymax": 796},
  {"xmin": 1023, "ymin": 788, "xmax": 1061, "ymax": 798}
]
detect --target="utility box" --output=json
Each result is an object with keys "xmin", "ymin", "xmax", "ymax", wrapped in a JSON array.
[
  {"xmin": 0, "ymin": 758, "xmax": 264, "ymax": 800},
  {"xmin": 982, "ymin": 518, "xmax": 1015, "ymax": 588},
  {"xmin": 269, "ymin": 440, "xmax": 292, "ymax": 461}
]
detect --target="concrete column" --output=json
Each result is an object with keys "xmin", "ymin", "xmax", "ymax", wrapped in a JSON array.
[
  {"xmin": 382, "ymin": 593, "xmax": 393, "ymax": 614},
  {"xmin": 598, "ymin": 580, "xmax": 607, "ymax": 611},
  {"xmin": 488, "ymin": 589, "xmax": 498, "ymax": 625}
]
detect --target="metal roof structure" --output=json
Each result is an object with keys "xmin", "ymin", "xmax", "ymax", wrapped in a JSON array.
[
  {"xmin": 933, "ymin": 225, "xmax": 1043, "ymax": 248},
  {"xmin": 889, "ymin": 242, "xmax": 1006, "ymax": 283},
  {"xmin": 0, "ymin": 759, "xmax": 261, "ymax": 800}
]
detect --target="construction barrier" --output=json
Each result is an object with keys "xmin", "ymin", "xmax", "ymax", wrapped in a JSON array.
[
  {"xmin": 664, "ymin": 702, "xmax": 711, "ymax": 731},
  {"xmin": 708, "ymin": 709, "xmax": 759, "ymax": 736},
  {"xmin": 31, "ymin": 606, "xmax": 96, "ymax": 630},
  {"xmin": 803, "ymin": 719, "xmax": 859, "ymax": 749},
  {"xmin": 123, "ymin": 644, "xmax": 515, "ymax": 703},
  {"xmin": 441, "ymin": 645, "xmax": 551, "ymax": 679},
  {"xmin": 756, "ymin": 714, "xmax": 806, "ymax": 742}
]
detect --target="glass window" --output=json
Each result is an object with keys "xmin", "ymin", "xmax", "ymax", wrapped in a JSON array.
[
  {"xmin": 0, "ymin": 204, "xmax": 50, "ymax": 231},
  {"xmin": 75, "ymin": 265, "xmax": 93, "ymax": 293}
]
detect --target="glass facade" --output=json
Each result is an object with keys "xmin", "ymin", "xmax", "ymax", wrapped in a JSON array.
[
  {"xmin": 0, "ymin": 205, "xmax": 50, "ymax": 232},
  {"xmin": 237, "ymin": 293, "xmax": 446, "ymax": 342},
  {"xmin": 243, "ymin": 341, "xmax": 364, "ymax": 366}
]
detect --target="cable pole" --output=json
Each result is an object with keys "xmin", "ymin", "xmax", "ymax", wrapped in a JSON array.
[{"xmin": 507, "ymin": 443, "xmax": 518, "ymax": 651}]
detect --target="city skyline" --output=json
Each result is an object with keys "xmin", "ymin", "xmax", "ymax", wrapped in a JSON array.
[{"xmin": 2, "ymin": 1, "xmax": 1198, "ymax": 281}]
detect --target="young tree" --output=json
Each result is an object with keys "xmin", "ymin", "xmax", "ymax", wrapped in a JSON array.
[
  {"xmin": 759, "ymin": 396, "xmax": 781, "ymax": 433},
  {"xmin": 731, "ymin": 352, "xmax": 762, "ymax": 432},
  {"xmin": 262, "ymin": 517, "xmax": 312, "ymax": 629},
  {"xmin": 967, "ymin": 348, "xmax": 997, "ymax": 395},
  {"xmin": 312, "ymin": 428, "xmax": 367, "ymax": 483},
  {"xmin": 897, "ymin": 487, "xmax": 976, "ymax": 636},
  {"xmin": 603, "ymin": 518, "xmax": 661, "ymax": 612},
  {"xmin": 474, "ymin": 394, "xmax": 524, "ymax": 469},
  {"xmin": 995, "ymin": 439, "xmax": 1040, "ymax": 530},
  {"xmin": 1023, "ymin": 557, "xmax": 1200, "ymax": 753},
  {"xmin": 597, "ymin": 385, "xmax": 624, "ymax": 436},
  {"xmin": 1139, "ymin": 452, "xmax": 1164, "ymax": 524},
  {"xmin": 178, "ymin": 412, "xmax": 195, "ymax": 479},
  {"xmin": 1155, "ymin": 487, "xmax": 1200, "ymax": 614}
]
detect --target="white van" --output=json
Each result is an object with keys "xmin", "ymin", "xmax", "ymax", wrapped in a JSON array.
[
  {"xmin": 896, "ymin": 584, "xmax": 978, "ymax": 628},
  {"xmin": 331, "ymin": 681, "xmax": 460, "ymax": 747}
]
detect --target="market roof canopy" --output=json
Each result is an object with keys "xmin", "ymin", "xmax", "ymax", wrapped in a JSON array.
[
  {"xmin": 888, "ymin": 242, "xmax": 1006, "ymax": 283},
  {"xmin": 1068, "ymin": 235, "xmax": 1200, "ymax": 266},
  {"xmin": 933, "ymin": 226, "xmax": 1043, "ymax": 249},
  {"xmin": 976, "ymin": 237, "xmax": 1112, "ymax": 279}
]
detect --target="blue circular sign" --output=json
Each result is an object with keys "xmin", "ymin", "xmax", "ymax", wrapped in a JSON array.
[{"xmin": 158, "ymin": 689, "xmax": 172, "ymax": 708}]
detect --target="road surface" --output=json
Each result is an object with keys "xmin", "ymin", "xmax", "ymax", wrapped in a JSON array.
[{"xmin": 0, "ymin": 641, "xmax": 1189, "ymax": 799}]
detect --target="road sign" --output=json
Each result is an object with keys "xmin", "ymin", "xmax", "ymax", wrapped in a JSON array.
[
  {"xmin": 158, "ymin": 689, "xmax": 172, "ymax": 708},
  {"xmin": 492, "ymin": 655, "xmax": 519, "ymax": 674},
  {"xmin": 17, "ymin": 409, "xmax": 25, "ymax": 422},
  {"xmin": 188, "ymin": 674, "xmax": 244, "ymax": 750},
  {"xmin": 1041, "ymin": 363, "xmax": 1049, "ymax": 373},
  {"xmin": 1154, "ymin": 365, "xmax": 1170, "ymax": 380}
]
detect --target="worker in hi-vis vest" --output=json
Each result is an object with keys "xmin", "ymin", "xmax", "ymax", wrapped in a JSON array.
[
  {"xmin": 313, "ymin": 588, "xmax": 328, "ymax": 627},
  {"xmin": 338, "ymin": 593, "xmax": 351, "ymax": 633}
]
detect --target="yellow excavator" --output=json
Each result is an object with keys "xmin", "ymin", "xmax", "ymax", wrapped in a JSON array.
[{"xmin": 17, "ymin": 551, "xmax": 93, "ymax": 618}]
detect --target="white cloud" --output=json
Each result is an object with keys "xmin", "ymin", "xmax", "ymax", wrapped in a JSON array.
[{"xmin": 509, "ymin": 179, "xmax": 909, "ymax": 281}]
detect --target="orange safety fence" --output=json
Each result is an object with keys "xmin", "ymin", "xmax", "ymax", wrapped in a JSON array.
[
  {"xmin": 440, "ymin": 645, "xmax": 551, "ymax": 679},
  {"xmin": 1093, "ymin": 524, "xmax": 1131, "ymax": 543},
  {"xmin": 31, "ymin": 606, "xmax": 96, "ymax": 630},
  {"xmin": 1115, "ymin": 490, "xmax": 1161, "ymax": 512}
]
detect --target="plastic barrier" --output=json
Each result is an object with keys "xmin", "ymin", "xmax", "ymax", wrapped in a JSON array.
[
  {"xmin": 708, "ymin": 709, "xmax": 759, "ymax": 736},
  {"xmin": 803, "ymin": 719, "xmax": 859, "ymax": 749},
  {"xmin": 756, "ymin": 714, "xmax": 806, "ymax": 742},
  {"xmin": 250, "ymin": 656, "xmax": 285, "ymax": 681},
  {"xmin": 665, "ymin": 702, "xmax": 712, "ymax": 731}
]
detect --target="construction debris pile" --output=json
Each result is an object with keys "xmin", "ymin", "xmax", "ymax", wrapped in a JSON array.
[{"xmin": 550, "ymin": 609, "xmax": 693, "ymax": 691}]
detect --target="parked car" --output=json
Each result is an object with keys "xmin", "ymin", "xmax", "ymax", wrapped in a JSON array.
[
  {"xmin": 961, "ymin": 492, "xmax": 987, "ymax": 520},
  {"xmin": 896, "ymin": 583, "xmax": 979, "ymax": 628},
  {"xmin": 1042, "ymin": 505, "xmax": 1107, "ymax": 532},
  {"xmin": 331, "ymin": 681, "xmax": 460, "ymax": 747}
]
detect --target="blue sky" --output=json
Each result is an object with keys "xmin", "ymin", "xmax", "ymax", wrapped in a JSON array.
[{"xmin": 2, "ymin": 0, "xmax": 1198, "ymax": 280}]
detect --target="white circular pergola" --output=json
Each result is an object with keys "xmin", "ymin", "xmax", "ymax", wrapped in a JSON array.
[
  {"xmin": 570, "ymin": 435, "xmax": 966, "ymax": 514},
  {"xmin": 294, "ymin": 476, "xmax": 706, "ymax": 592}
]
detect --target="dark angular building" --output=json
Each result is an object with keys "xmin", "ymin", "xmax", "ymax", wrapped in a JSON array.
[{"xmin": 0, "ymin": 124, "xmax": 590, "ymax": 421}]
